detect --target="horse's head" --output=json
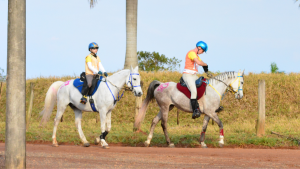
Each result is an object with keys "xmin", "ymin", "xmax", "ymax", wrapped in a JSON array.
[
  {"xmin": 127, "ymin": 66, "xmax": 143, "ymax": 97},
  {"xmin": 230, "ymin": 70, "xmax": 244, "ymax": 100}
]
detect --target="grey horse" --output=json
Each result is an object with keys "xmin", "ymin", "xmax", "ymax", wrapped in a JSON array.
[
  {"xmin": 134, "ymin": 70, "xmax": 244, "ymax": 148},
  {"xmin": 40, "ymin": 66, "xmax": 142, "ymax": 148}
]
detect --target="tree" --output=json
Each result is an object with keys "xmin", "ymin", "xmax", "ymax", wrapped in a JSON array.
[
  {"xmin": 89, "ymin": 0, "xmax": 97, "ymax": 8},
  {"xmin": 270, "ymin": 62, "xmax": 279, "ymax": 73},
  {"xmin": 271, "ymin": 62, "xmax": 285, "ymax": 74},
  {"xmin": 124, "ymin": 0, "xmax": 138, "ymax": 69},
  {"xmin": 0, "ymin": 68, "xmax": 6, "ymax": 82},
  {"xmin": 296, "ymin": 0, "xmax": 300, "ymax": 7},
  {"xmin": 138, "ymin": 51, "xmax": 181, "ymax": 71},
  {"xmin": 6, "ymin": 0, "xmax": 26, "ymax": 168}
]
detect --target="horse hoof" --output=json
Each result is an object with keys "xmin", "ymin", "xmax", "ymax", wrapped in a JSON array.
[
  {"xmin": 168, "ymin": 143, "xmax": 175, "ymax": 148},
  {"xmin": 52, "ymin": 144, "xmax": 58, "ymax": 147},
  {"xmin": 144, "ymin": 141, "xmax": 150, "ymax": 147},
  {"xmin": 201, "ymin": 145, "xmax": 208, "ymax": 148},
  {"xmin": 94, "ymin": 138, "xmax": 100, "ymax": 145},
  {"xmin": 219, "ymin": 143, "xmax": 224, "ymax": 148},
  {"xmin": 102, "ymin": 145, "xmax": 110, "ymax": 149},
  {"xmin": 83, "ymin": 143, "xmax": 90, "ymax": 147}
]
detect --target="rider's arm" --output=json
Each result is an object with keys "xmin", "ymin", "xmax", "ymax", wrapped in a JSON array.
[
  {"xmin": 86, "ymin": 57, "xmax": 98, "ymax": 74},
  {"xmin": 98, "ymin": 61, "xmax": 106, "ymax": 72},
  {"xmin": 193, "ymin": 58, "xmax": 207, "ymax": 67},
  {"xmin": 188, "ymin": 51, "xmax": 207, "ymax": 66}
]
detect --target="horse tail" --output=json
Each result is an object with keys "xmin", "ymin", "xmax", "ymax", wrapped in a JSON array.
[
  {"xmin": 40, "ymin": 81, "xmax": 64, "ymax": 125},
  {"xmin": 134, "ymin": 80, "xmax": 161, "ymax": 130}
]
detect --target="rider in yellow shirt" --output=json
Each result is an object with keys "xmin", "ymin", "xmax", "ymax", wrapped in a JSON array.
[
  {"xmin": 183, "ymin": 41, "xmax": 212, "ymax": 119},
  {"xmin": 80, "ymin": 42, "xmax": 108, "ymax": 104}
]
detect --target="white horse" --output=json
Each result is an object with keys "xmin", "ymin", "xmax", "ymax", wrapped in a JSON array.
[
  {"xmin": 40, "ymin": 66, "xmax": 142, "ymax": 148},
  {"xmin": 135, "ymin": 70, "xmax": 244, "ymax": 148}
]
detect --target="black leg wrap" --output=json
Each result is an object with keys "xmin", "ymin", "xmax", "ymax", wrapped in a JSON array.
[
  {"xmin": 100, "ymin": 131, "xmax": 109, "ymax": 140},
  {"xmin": 215, "ymin": 106, "xmax": 224, "ymax": 113}
]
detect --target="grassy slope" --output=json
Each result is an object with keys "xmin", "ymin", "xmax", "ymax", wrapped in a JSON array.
[{"xmin": 0, "ymin": 72, "xmax": 299, "ymax": 147}]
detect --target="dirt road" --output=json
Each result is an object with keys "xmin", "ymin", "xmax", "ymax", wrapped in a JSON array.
[{"xmin": 0, "ymin": 143, "xmax": 299, "ymax": 168}]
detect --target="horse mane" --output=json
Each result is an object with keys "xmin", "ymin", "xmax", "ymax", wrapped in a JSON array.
[
  {"xmin": 210, "ymin": 71, "xmax": 236, "ymax": 85},
  {"xmin": 109, "ymin": 69, "xmax": 130, "ymax": 78}
]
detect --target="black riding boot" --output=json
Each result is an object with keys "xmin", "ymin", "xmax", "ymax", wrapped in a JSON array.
[
  {"xmin": 191, "ymin": 99, "xmax": 201, "ymax": 119},
  {"xmin": 80, "ymin": 80, "xmax": 90, "ymax": 104}
]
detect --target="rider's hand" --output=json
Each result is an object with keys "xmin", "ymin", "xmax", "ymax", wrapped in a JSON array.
[
  {"xmin": 104, "ymin": 72, "xmax": 108, "ymax": 77},
  {"xmin": 98, "ymin": 71, "xmax": 103, "ymax": 75},
  {"xmin": 203, "ymin": 66, "xmax": 209, "ymax": 73}
]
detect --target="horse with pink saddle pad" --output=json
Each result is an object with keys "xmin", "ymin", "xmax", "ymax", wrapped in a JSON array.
[{"xmin": 135, "ymin": 70, "xmax": 245, "ymax": 148}]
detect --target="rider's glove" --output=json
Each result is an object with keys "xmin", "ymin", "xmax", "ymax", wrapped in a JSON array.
[
  {"xmin": 98, "ymin": 71, "xmax": 103, "ymax": 75},
  {"xmin": 104, "ymin": 72, "xmax": 108, "ymax": 77},
  {"xmin": 203, "ymin": 66, "xmax": 208, "ymax": 73}
]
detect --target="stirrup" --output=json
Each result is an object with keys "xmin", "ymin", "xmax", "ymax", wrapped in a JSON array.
[
  {"xmin": 192, "ymin": 109, "xmax": 201, "ymax": 119},
  {"xmin": 80, "ymin": 96, "xmax": 87, "ymax": 104}
]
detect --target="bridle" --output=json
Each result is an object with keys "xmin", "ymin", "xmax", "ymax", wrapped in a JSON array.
[
  {"xmin": 105, "ymin": 72, "xmax": 141, "ymax": 104},
  {"xmin": 126, "ymin": 73, "xmax": 141, "ymax": 91},
  {"xmin": 205, "ymin": 72, "xmax": 243, "ymax": 100}
]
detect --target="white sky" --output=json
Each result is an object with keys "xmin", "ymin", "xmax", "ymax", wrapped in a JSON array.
[{"xmin": 0, "ymin": 0, "xmax": 300, "ymax": 78}]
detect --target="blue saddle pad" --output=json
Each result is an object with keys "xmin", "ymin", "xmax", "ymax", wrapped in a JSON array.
[{"xmin": 73, "ymin": 76, "xmax": 103, "ymax": 96}]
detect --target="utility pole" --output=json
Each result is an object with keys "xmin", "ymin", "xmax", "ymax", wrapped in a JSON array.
[{"xmin": 6, "ymin": 0, "xmax": 26, "ymax": 168}]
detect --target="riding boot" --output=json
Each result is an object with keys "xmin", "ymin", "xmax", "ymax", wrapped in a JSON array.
[
  {"xmin": 80, "ymin": 80, "xmax": 90, "ymax": 104},
  {"xmin": 191, "ymin": 99, "xmax": 201, "ymax": 119}
]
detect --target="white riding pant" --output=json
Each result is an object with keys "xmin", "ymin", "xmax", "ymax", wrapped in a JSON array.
[{"xmin": 182, "ymin": 73, "xmax": 198, "ymax": 99}]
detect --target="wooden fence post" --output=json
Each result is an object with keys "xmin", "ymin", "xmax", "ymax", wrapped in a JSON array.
[
  {"xmin": 133, "ymin": 81, "xmax": 143, "ymax": 131},
  {"xmin": 257, "ymin": 80, "xmax": 265, "ymax": 137},
  {"xmin": 26, "ymin": 82, "xmax": 34, "ymax": 130},
  {"xmin": 134, "ymin": 96, "xmax": 142, "ymax": 126},
  {"xmin": 177, "ymin": 109, "xmax": 179, "ymax": 125}
]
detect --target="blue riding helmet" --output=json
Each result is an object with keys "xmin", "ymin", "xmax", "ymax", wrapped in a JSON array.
[
  {"xmin": 88, "ymin": 42, "xmax": 99, "ymax": 51},
  {"xmin": 196, "ymin": 41, "xmax": 208, "ymax": 52}
]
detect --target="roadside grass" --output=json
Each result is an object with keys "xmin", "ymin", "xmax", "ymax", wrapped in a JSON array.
[{"xmin": 0, "ymin": 71, "xmax": 299, "ymax": 148}]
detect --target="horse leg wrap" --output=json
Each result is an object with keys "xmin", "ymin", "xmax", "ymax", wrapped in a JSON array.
[
  {"xmin": 201, "ymin": 132, "xmax": 206, "ymax": 140},
  {"xmin": 220, "ymin": 129, "xmax": 224, "ymax": 136},
  {"xmin": 100, "ymin": 131, "xmax": 109, "ymax": 140}
]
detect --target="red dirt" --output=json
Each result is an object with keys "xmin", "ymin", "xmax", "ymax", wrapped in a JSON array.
[{"xmin": 0, "ymin": 143, "xmax": 300, "ymax": 168}]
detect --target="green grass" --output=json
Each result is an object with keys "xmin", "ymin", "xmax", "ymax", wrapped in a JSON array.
[{"xmin": 0, "ymin": 72, "xmax": 300, "ymax": 148}]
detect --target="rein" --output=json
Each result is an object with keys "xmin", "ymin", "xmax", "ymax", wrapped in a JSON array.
[
  {"xmin": 105, "ymin": 72, "xmax": 140, "ymax": 104},
  {"xmin": 205, "ymin": 72, "xmax": 243, "ymax": 100}
]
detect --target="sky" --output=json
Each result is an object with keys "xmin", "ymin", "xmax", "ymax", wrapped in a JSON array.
[{"xmin": 0, "ymin": 0, "xmax": 300, "ymax": 78}]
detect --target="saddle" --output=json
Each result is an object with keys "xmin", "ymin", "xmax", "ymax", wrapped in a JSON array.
[
  {"xmin": 177, "ymin": 76, "xmax": 207, "ymax": 100},
  {"xmin": 73, "ymin": 73, "xmax": 103, "ymax": 96},
  {"xmin": 179, "ymin": 76, "xmax": 204, "ymax": 88}
]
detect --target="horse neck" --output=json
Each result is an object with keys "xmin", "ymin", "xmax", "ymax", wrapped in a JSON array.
[
  {"xmin": 106, "ymin": 69, "xmax": 130, "ymax": 88},
  {"xmin": 209, "ymin": 72, "xmax": 238, "ymax": 96}
]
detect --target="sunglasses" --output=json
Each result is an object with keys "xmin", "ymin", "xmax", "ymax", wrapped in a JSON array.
[{"xmin": 91, "ymin": 47, "xmax": 99, "ymax": 49}]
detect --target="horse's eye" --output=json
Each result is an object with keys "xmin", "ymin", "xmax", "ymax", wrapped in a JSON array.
[
  {"xmin": 241, "ymin": 82, "xmax": 244, "ymax": 84},
  {"xmin": 133, "ymin": 78, "xmax": 136, "ymax": 80}
]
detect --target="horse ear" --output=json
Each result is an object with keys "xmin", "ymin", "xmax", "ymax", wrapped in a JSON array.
[
  {"xmin": 134, "ymin": 66, "xmax": 139, "ymax": 72},
  {"xmin": 242, "ymin": 69, "xmax": 245, "ymax": 76},
  {"xmin": 130, "ymin": 65, "xmax": 133, "ymax": 72}
]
